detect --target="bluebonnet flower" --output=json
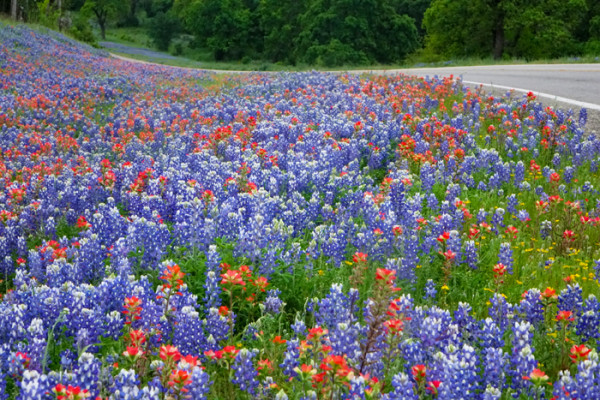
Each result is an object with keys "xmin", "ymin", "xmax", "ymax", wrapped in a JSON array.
[
  {"xmin": 576, "ymin": 295, "xmax": 600, "ymax": 342},
  {"xmin": 386, "ymin": 257, "xmax": 415, "ymax": 284},
  {"xmin": 232, "ymin": 348, "xmax": 259, "ymax": 395},
  {"xmin": 552, "ymin": 153, "xmax": 561, "ymax": 168},
  {"xmin": 488, "ymin": 293, "xmax": 513, "ymax": 334},
  {"xmin": 16, "ymin": 370, "xmax": 51, "ymax": 400},
  {"xmin": 482, "ymin": 385, "xmax": 502, "ymax": 400},
  {"xmin": 477, "ymin": 209, "xmax": 488, "ymax": 224},
  {"xmin": 203, "ymin": 307, "xmax": 231, "ymax": 346},
  {"xmin": 558, "ymin": 284, "xmax": 584, "ymax": 317},
  {"xmin": 509, "ymin": 321, "xmax": 536, "ymax": 396},
  {"xmin": 540, "ymin": 220, "xmax": 552, "ymax": 239},
  {"xmin": 423, "ymin": 279, "xmax": 437, "ymax": 301},
  {"xmin": 518, "ymin": 289, "xmax": 544, "ymax": 326},
  {"xmin": 506, "ymin": 194, "xmax": 518, "ymax": 215},
  {"xmin": 280, "ymin": 339, "xmax": 300, "ymax": 378},
  {"xmin": 25, "ymin": 318, "xmax": 46, "ymax": 372},
  {"xmin": 383, "ymin": 372, "xmax": 417, "ymax": 400},
  {"xmin": 291, "ymin": 319, "xmax": 307, "ymax": 337},
  {"xmin": 315, "ymin": 284, "xmax": 357, "ymax": 328},
  {"xmin": 517, "ymin": 209, "xmax": 530, "ymax": 222},
  {"xmin": 203, "ymin": 245, "xmax": 222, "ymax": 314},
  {"xmin": 173, "ymin": 306, "xmax": 206, "ymax": 356},
  {"xmin": 573, "ymin": 350, "xmax": 599, "ymax": 399},
  {"xmin": 479, "ymin": 318, "xmax": 504, "ymax": 350},
  {"xmin": 514, "ymin": 161, "xmax": 525, "ymax": 185},
  {"xmin": 442, "ymin": 344, "xmax": 480, "ymax": 400},
  {"xmin": 420, "ymin": 162, "xmax": 436, "ymax": 192},
  {"xmin": 186, "ymin": 366, "xmax": 212, "ymax": 399},
  {"xmin": 0, "ymin": 368, "xmax": 8, "ymax": 400},
  {"xmin": 447, "ymin": 230, "xmax": 463, "ymax": 263},
  {"xmin": 498, "ymin": 242, "xmax": 513, "ymax": 274},
  {"xmin": 564, "ymin": 166, "xmax": 575, "ymax": 183},
  {"xmin": 552, "ymin": 370, "xmax": 577, "ymax": 400},
  {"xmin": 264, "ymin": 289, "xmax": 283, "ymax": 314},
  {"xmin": 74, "ymin": 352, "xmax": 101, "ymax": 397},
  {"xmin": 454, "ymin": 302, "xmax": 478, "ymax": 343},
  {"xmin": 484, "ymin": 347, "xmax": 506, "ymax": 391},
  {"xmin": 427, "ymin": 193, "xmax": 439, "ymax": 211},
  {"xmin": 463, "ymin": 240, "xmax": 478, "ymax": 269}
]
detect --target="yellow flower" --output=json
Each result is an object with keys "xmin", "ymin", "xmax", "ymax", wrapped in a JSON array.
[
  {"xmin": 441, "ymin": 285, "xmax": 450, "ymax": 291},
  {"xmin": 345, "ymin": 261, "xmax": 353, "ymax": 266},
  {"xmin": 318, "ymin": 270, "xmax": 324, "ymax": 276}
]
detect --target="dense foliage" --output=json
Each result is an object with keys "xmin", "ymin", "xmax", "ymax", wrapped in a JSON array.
[
  {"xmin": 2, "ymin": 23, "xmax": 600, "ymax": 399},
  {"xmin": 423, "ymin": 0, "xmax": 592, "ymax": 60},
  {"xmin": 5, "ymin": 0, "xmax": 600, "ymax": 65}
]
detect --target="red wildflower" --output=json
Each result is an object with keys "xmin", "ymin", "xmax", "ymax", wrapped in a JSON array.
[
  {"xmin": 220, "ymin": 269, "xmax": 245, "ymax": 286},
  {"xmin": 569, "ymin": 344, "xmax": 592, "ymax": 363}
]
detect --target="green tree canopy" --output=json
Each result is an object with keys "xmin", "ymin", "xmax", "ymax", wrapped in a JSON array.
[
  {"xmin": 81, "ymin": 0, "xmax": 126, "ymax": 39},
  {"xmin": 423, "ymin": 0, "xmax": 588, "ymax": 60}
]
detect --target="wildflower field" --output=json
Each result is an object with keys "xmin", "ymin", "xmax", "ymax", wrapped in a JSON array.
[{"xmin": 1, "ymin": 24, "xmax": 600, "ymax": 400}]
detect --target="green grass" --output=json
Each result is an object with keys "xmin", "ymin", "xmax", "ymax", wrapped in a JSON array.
[{"xmin": 104, "ymin": 26, "xmax": 153, "ymax": 48}]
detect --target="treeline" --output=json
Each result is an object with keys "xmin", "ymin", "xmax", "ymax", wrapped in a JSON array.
[
  {"xmin": 3, "ymin": 0, "xmax": 600, "ymax": 66},
  {"xmin": 169, "ymin": 0, "xmax": 429, "ymax": 66},
  {"xmin": 423, "ymin": 0, "xmax": 600, "ymax": 61}
]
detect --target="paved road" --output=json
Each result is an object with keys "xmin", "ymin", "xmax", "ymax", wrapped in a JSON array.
[
  {"xmin": 107, "ymin": 50, "xmax": 600, "ymax": 111},
  {"xmin": 101, "ymin": 42, "xmax": 182, "ymax": 61},
  {"xmin": 367, "ymin": 64, "xmax": 600, "ymax": 111}
]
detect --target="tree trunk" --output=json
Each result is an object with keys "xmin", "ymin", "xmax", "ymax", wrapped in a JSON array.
[
  {"xmin": 94, "ymin": 9, "xmax": 107, "ymax": 39},
  {"xmin": 11, "ymin": 0, "xmax": 18, "ymax": 20},
  {"xmin": 129, "ymin": 0, "xmax": 137, "ymax": 22},
  {"xmin": 492, "ymin": 0, "xmax": 505, "ymax": 60},
  {"xmin": 493, "ymin": 22, "xmax": 504, "ymax": 59}
]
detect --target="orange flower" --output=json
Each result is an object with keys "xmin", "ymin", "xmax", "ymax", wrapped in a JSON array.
[
  {"xmin": 540, "ymin": 287, "xmax": 557, "ymax": 300},
  {"xmin": 220, "ymin": 269, "xmax": 245, "ymax": 286},
  {"xmin": 159, "ymin": 345, "xmax": 181, "ymax": 362},
  {"xmin": 437, "ymin": 232, "xmax": 450, "ymax": 243},
  {"xmin": 384, "ymin": 319, "xmax": 404, "ymax": 335},
  {"xmin": 442, "ymin": 250, "xmax": 456, "ymax": 261},
  {"xmin": 493, "ymin": 263, "xmax": 507, "ymax": 277},
  {"xmin": 123, "ymin": 346, "xmax": 144, "ymax": 359},
  {"xmin": 411, "ymin": 364, "xmax": 426, "ymax": 383},
  {"xmin": 272, "ymin": 335, "xmax": 287, "ymax": 344},
  {"xmin": 353, "ymin": 252, "xmax": 368, "ymax": 263},
  {"xmin": 569, "ymin": 344, "xmax": 591, "ymax": 363},
  {"xmin": 375, "ymin": 268, "xmax": 396, "ymax": 284},
  {"xmin": 523, "ymin": 368, "xmax": 549, "ymax": 386},
  {"xmin": 557, "ymin": 310, "xmax": 574, "ymax": 323},
  {"xmin": 252, "ymin": 276, "xmax": 269, "ymax": 292}
]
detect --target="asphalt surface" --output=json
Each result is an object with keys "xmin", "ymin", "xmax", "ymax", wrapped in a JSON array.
[
  {"xmin": 368, "ymin": 64, "xmax": 600, "ymax": 112},
  {"xmin": 101, "ymin": 41, "xmax": 181, "ymax": 60}
]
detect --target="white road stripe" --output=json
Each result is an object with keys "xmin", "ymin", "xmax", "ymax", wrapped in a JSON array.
[{"xmin": 462, "ymin": 80, "xmax": 600, "ymax": 111}]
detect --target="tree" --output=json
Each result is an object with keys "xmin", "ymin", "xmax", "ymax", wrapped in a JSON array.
[
  {"xmin": 423, "ymin": 0, "xmax": 494, "ymax": 59},
  {"xmin": 394, "ymin": 0, "xmax": 431, "ymax": 38},
  {"xmin": 148, "ymin": 11, "xmax": 180, "ymax": 51},
  {"xmin": 296, "ymin": 0, "xmax": 419, "ymax": 66},
  {"xmin": 177, "ymin": 0, "xmax": 257, "ymax": 60},
  {"xmin": 423, "ymin": 0, "xmax": 587, "ymax": 60},
  {"xmin": 81, "ymin": 0, "xmax": 126, "ymax": 39},
  {"xmin": 257, "ymin": 0, "xmax": 305, "ymax": 63},
  {"xmin": 11, "ymin": 0, "xmax": 17, "ymax": 20}
]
